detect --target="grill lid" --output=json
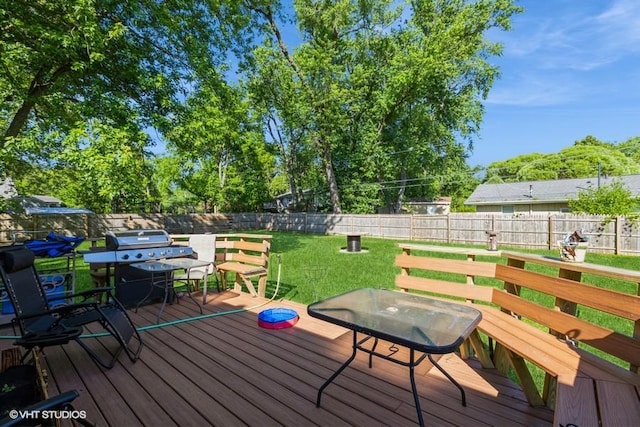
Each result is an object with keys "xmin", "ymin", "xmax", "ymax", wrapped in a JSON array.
[{"xmin": 105, "ymin": 229, "xmax": 171, "ymax": 250}]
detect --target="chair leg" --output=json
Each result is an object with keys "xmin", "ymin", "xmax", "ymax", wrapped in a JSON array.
[
  {"xmin": 75, "ymin": 337, "xmax": 119, "ymax": 369},
  {"xmin": 214, "ymin": 273, "xmax": 220, "ymax": 292},
  {"xmin": 202, "ymin": 276, "xmax": 208, "ymax": 305},
  {"xmin": 82, "ymin": 302, "xmax": 144, "ymax": 368},
  {"xmin": 183, "ymin": 279, "xmax": 203, "ymax": 314}
]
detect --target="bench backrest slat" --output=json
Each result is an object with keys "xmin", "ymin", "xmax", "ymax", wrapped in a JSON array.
[
  {"xmin": 495, "ymin": 264, "xmax": 640, "ymax": 321},
  {"xmin": 492, "ymin": 290, "xmax": 640, "ymax": 368},
  {"xmin": 217, "ymin": 238, "xmax": 270, "ymax": 267},
  {"xmin": 395, "ymin": 275, "xmax": 493, "ymax": 302},
  {"xmin": 226, "ymin": 252, "xmax": 268, "ymax": 267},
  {"xmin": 217, "ymin": 239, "xmax": 270, "ymax": 252},
  {"xmin": 395, "ymin": 254, "xmax": 497, "ymax": 278}
]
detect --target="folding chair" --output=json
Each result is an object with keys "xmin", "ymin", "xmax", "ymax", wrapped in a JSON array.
[
  {"xmin": 0, "ymin": 246, "xmax": 143, "ymax": 369},
  {"xmin": 173, "ymin": 234, "xmax": 218, "ymax": 304}
]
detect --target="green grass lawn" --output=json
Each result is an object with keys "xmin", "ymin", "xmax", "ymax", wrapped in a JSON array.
[
  {"xmin": 38, "ymin": 230, "xmax": 638, "ymax": 306},
  {"xmin": 28, "ymin": 231, "xmax": 639, "ymax": 394}
]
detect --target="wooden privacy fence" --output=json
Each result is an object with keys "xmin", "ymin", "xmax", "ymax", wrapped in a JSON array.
[
  {"xmin": 235, "ymin": 212, "xmax": 640, "ymax": 255},
  {"xmin": 0, "ymin": 213, "xmax": 233, "ymax": 244},
  {"xmin": 1, "ymin": 212, "xmax": 640, "ymax": 255}
]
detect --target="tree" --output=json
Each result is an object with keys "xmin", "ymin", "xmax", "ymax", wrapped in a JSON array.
[
  {"xmin": 1, "ymin": 0, "xmax": 255, "ymax": 141},
  {"xmin": 568, "ymin": 180, "xmax": 640, "ymax": 216},
  {"xmin": 485, "ymin": 135, "xmax": 640, "ymax": 182},
  {"xmin": 152, "ymin": 155, "xmax": 201, "ymax": 213},
  {"xmin": 163, "ymin": 81, "xmax": 274, "ymax": 213},
  {"xmin": 1, "ymin": 0, "xmax": 259, "ymax": 208},
  {"xmin": 43, "ymin": 120, "xmax": 155, "ymax": 213},
  {"xmin": 616, "ymin": 136, "xmax": 640, "ymax": 163},
  {"xmin": 247, "ymin": 0, "xmax": 521, "ymax": 213}
]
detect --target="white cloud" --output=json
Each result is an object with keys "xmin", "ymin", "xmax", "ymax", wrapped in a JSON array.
[
  {"xmin": 592, "ymin": 0, "xmax": 640, "ymax": 54},
  {"xmin": 487, "ymin": 0, "xmax": 640, "ymax": 107},
  {"xmin": 486, "ymin": 74, "xmax": 579, "ymax": 106}
]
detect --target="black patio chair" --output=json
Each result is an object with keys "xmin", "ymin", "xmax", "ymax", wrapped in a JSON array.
[
  {"xmin": 0, "ymin": 246, "xmax": 143, "ymax": 369},
  {"xmin": 0, "ymin": 389, "xmax": 93, "ymax": 426}
]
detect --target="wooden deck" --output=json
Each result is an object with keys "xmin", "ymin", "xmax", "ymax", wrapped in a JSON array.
[{"xmin": 1, "ymin": 291, "xmax": 554, "ymax": 426}]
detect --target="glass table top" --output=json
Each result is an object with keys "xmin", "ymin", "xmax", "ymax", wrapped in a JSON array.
[{"xmin": 308, "ymin": 288, "xmax": 482, "ymax": 354}]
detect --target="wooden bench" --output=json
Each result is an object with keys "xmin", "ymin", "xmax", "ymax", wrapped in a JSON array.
[
  {"xmin": 395, "ymin": 244, "xmax": 640, "ymax": 427},
  {"xmin": 215, "ymin": 234, "xmax": 271, "ymax": 297},
  {"xmin": 171, "ymin": 233, "xmax": 272, "ymax": 298}
]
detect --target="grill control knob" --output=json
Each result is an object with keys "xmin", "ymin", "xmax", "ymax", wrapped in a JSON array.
[
  {"xmin": 135, "ymin": 253, "xmax": 143, "ymax": 259},
  {"xmin": 121, "ymin": 254, "xmax": 129, "ymax": 260},
  {"xmin": 148, "ymin": 251, "xmax": 155, "ymax": 258}
]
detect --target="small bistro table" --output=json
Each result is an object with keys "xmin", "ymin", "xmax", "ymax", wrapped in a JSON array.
[
  {"xmin": 307, "ymin": 288, "xmax": 482, "ymax": 426},
  {"xmin": 131, "ymin": 258, "xmax": 210, "ymax": 323}
]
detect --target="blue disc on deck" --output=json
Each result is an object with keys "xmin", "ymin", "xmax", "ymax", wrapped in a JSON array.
[{"xmin": 258, "ymin": 308, "xmax": 299, "ymax": 329}]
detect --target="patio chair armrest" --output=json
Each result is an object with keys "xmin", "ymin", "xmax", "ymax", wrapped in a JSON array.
[
  {"xmin": 16, "ymin": 326, "xmax": 83, "ymax": 347},
  {"xmin": 44, "ymin": 287, "xmax": 113, "ymax": 305},
  {"xmin": 12, "ymin": 302, "xmax": 99, "ymax": 322}
]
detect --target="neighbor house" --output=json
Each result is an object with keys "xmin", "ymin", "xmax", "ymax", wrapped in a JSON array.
[
  {"xmin": 465, "ymin": 174, "xmax": 640, "ymax": 214},
  {"xmin": 403, "ymin": 197, "xmax": 452, "ymax": 214}
]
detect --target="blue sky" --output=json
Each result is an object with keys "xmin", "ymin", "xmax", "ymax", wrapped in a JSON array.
[{"xmin": 471, "ymin": 0, "xmax": 640, "ymax": 167}]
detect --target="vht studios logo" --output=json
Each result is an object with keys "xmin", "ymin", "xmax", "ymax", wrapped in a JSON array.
[{"xmin": 8, "ymin": 409, "xmax": 87, "ymax": 420}]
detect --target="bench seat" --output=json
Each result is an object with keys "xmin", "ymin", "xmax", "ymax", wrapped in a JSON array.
[
  {"xmin": 217, "ymin": 262, "xmax": 268, "ymax": 297},
  {"xmin": 214, "ymin": 235, "xmax": 271, "ymax": 297},
  {"xmin": 216, "ymin": 262, "xmax": 267, "ymax": 277}
]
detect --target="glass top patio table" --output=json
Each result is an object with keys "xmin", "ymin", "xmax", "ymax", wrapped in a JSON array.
[
  {"xmin": 129, "ymin": 258, "xmax": 210, "ymax": 273},
  {"xmin": 130, "ymin": 258, "xmax": 209, "ymax": 323},
  {"xmin": 308, "ymin": 288, "xmax": 482, "ymax": 354},
  {"xmin": 308, "ymin": 288, "xmax": 482, "ymax": 427}
]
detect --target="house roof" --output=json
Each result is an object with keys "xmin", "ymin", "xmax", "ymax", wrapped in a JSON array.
[
  {"xmin": 4, "ymin": 195, "xmax": 92, "ymax": 214},
  {"xmin": 24, "ymin": 207, "xmax": 93, "ymax": 215},
  {"xmin": 465, "ymin": 174, "xmax": 640, "ymax": 206}
]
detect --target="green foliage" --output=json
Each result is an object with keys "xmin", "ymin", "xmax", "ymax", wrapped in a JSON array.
[
  {"xmin": 12, "ymin": 120, "xmax": 157, "ymax": 213},
  {"xmin": 1, "ymin": 0, "xmax": 259, "ymax": 212},
  {"xmin": 616, "ymin": 136, "xmax": 640, "ymax": 163},
  {"xmin": 162, "ymin": 81, "xmax": 274, "ymax": 213},
  {"xmin": 568, "ymin": 180, "xmax": 640, "ymax": 215},
  {"xmin": 1, "ymin": 383, "xmax": 16, "ymax": 393},
  {"xmin": 152, "ymin": 156, "xmax": 202, "ymax": 213},
  {"xmin": 249, "ymin": 0, "xmax": 522, "ymax": 213},
  {"xmin": 485, "ymin": 135, "xmax": 640, "ymax": 182}
]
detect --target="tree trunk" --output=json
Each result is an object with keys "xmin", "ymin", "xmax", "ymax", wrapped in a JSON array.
[
  {"xmin": 268, "ymin": 116, "xmax": 299, "ymax": 211},
  {"xmin": 318, "ymin": 137, "xmax": 341, "ymax": 213},
  {"xmin": 2, "ymin": 64, "xmax": 71, "ymax": 147},
  {"xmin": 396, "ymin": 164, "xmax": 407, "ymax": 213},
  {"xmin": 3, "ymin": 99, "xmax": 35, "ymax": 142}
]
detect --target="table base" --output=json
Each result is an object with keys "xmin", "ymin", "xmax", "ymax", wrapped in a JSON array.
[
  {"xmin": 316, "ymin": 331, "xmax": 467, "ymax": 427},
  {"xmin": 135, "ymin": 271, "xmax": 203, "ymax": 324}
]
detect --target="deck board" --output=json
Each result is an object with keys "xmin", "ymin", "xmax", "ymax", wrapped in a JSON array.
[{"xmin": 0, "ymin": 291, "xmax": 554, "ymax": 426}]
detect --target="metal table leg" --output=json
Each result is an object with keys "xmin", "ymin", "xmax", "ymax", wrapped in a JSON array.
[
  {"xmin": 428, "ymin": 354, "xmax": 466, "ymax": 406},
  {"xmin": 315, "ymin": 332, "xmax": 467, "ymax": 427},
  {"xmin": 409, "ymin": 349, "xmax": 425, "ymax": 427},
  {"xmin": 316, "ymin": 330, "xmax": 358, "ymax": 407}
]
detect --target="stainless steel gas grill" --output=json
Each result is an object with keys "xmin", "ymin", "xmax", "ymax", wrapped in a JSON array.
[{"xmin": 82, "ymin": 230, "xmax": 193, "ymax": 307}]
